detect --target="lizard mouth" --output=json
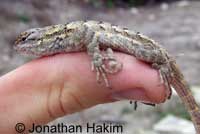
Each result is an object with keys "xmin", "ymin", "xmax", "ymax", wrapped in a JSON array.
[{"xmin": 13, "ymin": 41, "xmax": 39, "ymax": 56}]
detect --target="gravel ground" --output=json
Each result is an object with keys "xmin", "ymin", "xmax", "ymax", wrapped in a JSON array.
[{"xmin": 0, "ymin": 0, "xmax": 199, "ymax": 133}]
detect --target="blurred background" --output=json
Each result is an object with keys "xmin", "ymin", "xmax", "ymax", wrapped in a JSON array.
[{"xmin": 0, "ymin": 0, "xmax": 200, "ymax": 133}]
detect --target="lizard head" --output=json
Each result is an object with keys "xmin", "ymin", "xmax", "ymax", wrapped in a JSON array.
[
  {"xmin": 14, "ymin": 24, "xmax": 74, "ymax": 56},
  {"xmin": 14, "ymin": 28, "xmax": 44, "ymax": 56}
]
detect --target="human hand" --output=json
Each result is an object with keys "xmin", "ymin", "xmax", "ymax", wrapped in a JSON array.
[{"xmin": 0, "ymin": 52, "xmax": 166, "ymax": 133}]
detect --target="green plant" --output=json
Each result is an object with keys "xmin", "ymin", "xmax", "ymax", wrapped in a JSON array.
[
  {"xmin": 156, "ymin": 105, "xmax": 191, "ymax": 120},
  {"xmin": 105, "ymin": 0, "xmax": 115, "ymax": 8},
  {"xmin": 17, "ymin": 14, "xmax": 30, "ymax": 23}
]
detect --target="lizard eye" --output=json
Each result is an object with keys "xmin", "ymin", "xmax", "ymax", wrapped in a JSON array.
[
  {"xmin": 21, "ymin": 37, "xmax": 27, "ymax": 41},
  {"xmin": 15, "ymin": 32, "xmax": 30, "ymax": 45},
  {"xmin": 15, "ymin": 28, "xmax": 41, "ymax": 46}
]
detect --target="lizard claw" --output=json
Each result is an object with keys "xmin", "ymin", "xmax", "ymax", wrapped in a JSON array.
[
  {"xmin": 91, "ymin": 52, "xmax": 111, "ymax": 87},
  {"xmin": 95, "ymin": 65, "xmax": 110, "ymax": 88},
  {"xmin": 104, "ymin": 48, "xmax": 122, "ymax": 74},
  {"xmin": 91, "ymin": 48, "xmax": 122, "ymax": 88}
]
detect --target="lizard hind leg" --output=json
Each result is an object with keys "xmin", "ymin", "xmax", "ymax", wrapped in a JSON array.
[
  {"xmin": 152, "ymin": 63, "xmax": 172, "ymax": 101},
  {"xmin": 160, "ymin": 72, "xmax": 172, "ymax": 100}
]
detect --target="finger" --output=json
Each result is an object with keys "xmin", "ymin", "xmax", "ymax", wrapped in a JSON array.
[{"xmin": 0, "ymin": 52, "xmax": 166, "ymax": 133}]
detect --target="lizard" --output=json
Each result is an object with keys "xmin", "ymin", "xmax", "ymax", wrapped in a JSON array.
[{"xmin": 14, "ymin": 20, "xmax": 200, "ymax": 133}]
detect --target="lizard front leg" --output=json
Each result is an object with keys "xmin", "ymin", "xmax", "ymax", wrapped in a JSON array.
[{"xmin": 87, "ymin": 33, "xmax": 122, "ymax": 87}]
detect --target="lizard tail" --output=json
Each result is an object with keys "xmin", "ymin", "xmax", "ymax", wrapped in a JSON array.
[{"xmin": 170, "ymin": 62, "xmax": 200, "ymax": 133}]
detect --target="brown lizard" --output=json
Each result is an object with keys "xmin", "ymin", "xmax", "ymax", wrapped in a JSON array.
[{"xmin": 14, "ymin": 20, "xmax": 200, "ymax": 133}]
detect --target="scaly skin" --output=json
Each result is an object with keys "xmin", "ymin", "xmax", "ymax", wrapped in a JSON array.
[
  {"xmin": 170, "ymin": 62, "xmax": 200, "ymax": 133},
  {"xmin": 14, "ymin": 20, "xmax": 200, "ymax": 133}
]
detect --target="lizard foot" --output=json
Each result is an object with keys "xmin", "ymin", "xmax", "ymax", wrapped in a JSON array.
[
  {"xmin": 91, "ymin": 48, "xmax": 122, "ymax": 88},
  {"xmin": 103, "ymin": 48, "xmax": 122, "ymax": 73}
]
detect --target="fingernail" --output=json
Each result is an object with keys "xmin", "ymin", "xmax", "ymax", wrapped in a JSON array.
[{"xmin": 111, "ymin": 88, "xmax": 150, "ymax": 102}]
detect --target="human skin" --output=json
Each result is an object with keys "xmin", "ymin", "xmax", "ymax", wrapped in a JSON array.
[{"xmin": 0, "ymin": 52, "xmax": 166, "ymax": 133}]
